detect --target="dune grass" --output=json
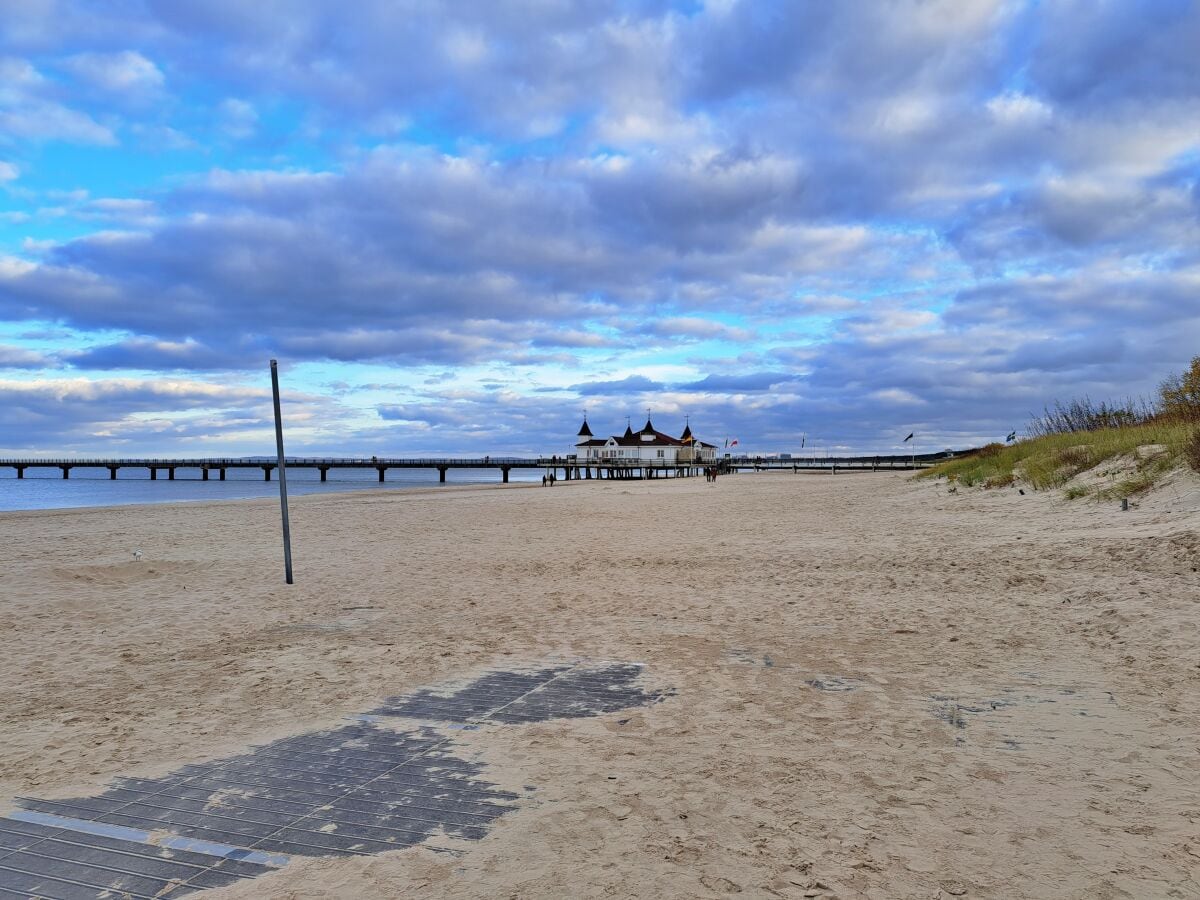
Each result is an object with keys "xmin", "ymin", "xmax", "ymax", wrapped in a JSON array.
[{"xmin": 919, "ymin": 420, "xmax": 1197, "ymax": 497}]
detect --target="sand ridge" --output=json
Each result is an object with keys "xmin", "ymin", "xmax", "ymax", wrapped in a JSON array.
[{"xmin": 1, "ymin": 472, "xmax": 1198, "ymax": 897}]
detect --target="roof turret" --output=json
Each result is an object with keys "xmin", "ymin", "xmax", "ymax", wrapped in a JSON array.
[
  {"xmin": 680, "ymin": 423, "xmax": 693, "ymax": 440},
  {"xmin": 577, "ymin": 417, "xmax": 593, "ymax": 437},
  {"xmin": 623, "ymin": 423, "xmax": 635, "ymax": 439}
]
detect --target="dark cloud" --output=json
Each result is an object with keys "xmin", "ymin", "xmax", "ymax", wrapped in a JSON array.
[
  {"xmin": 0, "ymin": 377, "xmax": 268, "ymax": 451},
  {"xmin": 569, "ymin": 375, "xmax": 664, "ymax": 396},
  {"xmin": 63, "ymin": 337, "xmax": 257, "ymax": 371},
  {"xmin": 1027, "ymin": 1, "xmax": 1200, "ymax": 107}
]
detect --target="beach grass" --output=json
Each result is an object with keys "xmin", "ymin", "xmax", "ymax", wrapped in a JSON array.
[{"xmin": 919, "ymin": 420, "xmax": 1198, "ymax": 496}]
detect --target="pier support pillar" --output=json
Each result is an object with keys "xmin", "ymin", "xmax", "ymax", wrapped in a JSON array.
[
  {"xmin": 109, "ymin": 467, "xmax": 118, "ymax": 480},
  {"xmin": 501, "ymin": 466, "xmax": 510, "ymax": 484},
  {"xmin": 319, "ymin": 467, "xmax": 328, "ymax": 482},
  {"xmin": 263, "ymin": 467, "xmax": 272, "ymax": 481},
  {"xmin": 202, "ymin": 468, "xmax": 209, "ymax": 481},
  {"xmin": 150, "ymin": 468, "xmax": 157, "ymax": 480},
  {"xmin": 219, "ymin": 468, "xmax": 226, "ymax": 481},
  {"xmin": 168, "ymin": 468, "xmax": 175, "ymax": 480},
  {"xmin": 377, "ymin": 467, "xmax": 386, "ymax": 483},
  {"xmin": 438, "ymin": 466, "xmax": 447, "ymax": 483},
  {"xmin": 61, "ymin": 466, "xmax": 70, "ymax": 479},
  {"xmin": 15, "ymin": 466, "xmax": 24, "ymax": 479},
  {"xmin": 586, "ymin": 466, "xmax": 592, "ymax": 479}
]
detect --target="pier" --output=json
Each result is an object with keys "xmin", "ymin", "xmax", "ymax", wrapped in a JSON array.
[
  {"xmin": 724, "ymin": 452, "xmax": 950, "ymax": 473},
  {"xmin": 0, "ymin": 452, "xmax": 948, "ymax": 484}
]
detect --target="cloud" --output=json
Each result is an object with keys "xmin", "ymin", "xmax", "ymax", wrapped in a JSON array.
[
  {"xmin": 217, "ymin": 97, "xmax": 257, "ymax": 138},
  {"xmin": 986, "ymin": 91, "xmax": 1052, "ymax": 127},
  {"xmin": 569, "ymin": 375, "xmax": 665, "ymax": 396},
  {"xmin": 0, "ymin": 56, "xmax": 117, "ymax": 144},
  {"xmin": 63, "ymin": 337, "xmax": 252, "ymax": 371},
  {"xmin": 678, "ymin": 372, "xmax": 798, "ymax": 392},
  {"xmin": 0, "ymin": 343, "xmax": 55, "ymax": 368},
  {"xmin": 0, "ymin": 376, "xmax": 265, "ymax": 450},
  {"xmin": 642, "ymin": 317, "xmax": 754, "ymax": 342},
  {"xmin": 61, "ymin": 50, "xmax": 165, "ymax": 97}
]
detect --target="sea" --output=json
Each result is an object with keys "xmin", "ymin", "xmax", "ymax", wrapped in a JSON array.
[{"xmin": 0, "ymin": 465, "xmax": 545, "ymax": 512}]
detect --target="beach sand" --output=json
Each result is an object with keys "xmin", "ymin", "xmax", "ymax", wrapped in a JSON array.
[{"xmin": 1, "ymin": 471, "xmax": 1198, "ymax": 898}]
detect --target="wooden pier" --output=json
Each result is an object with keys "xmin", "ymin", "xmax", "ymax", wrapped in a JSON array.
[
  {"xmin": 0, "ymin": 456, "xmax": 704, "ymax": 484},
  {"xmin": 724, "ymin": 452, "xmax": 949, "ymax": 473},
  {"xmin": 0, "ymin": 452, "xmax": 950, "ymax": 484}
]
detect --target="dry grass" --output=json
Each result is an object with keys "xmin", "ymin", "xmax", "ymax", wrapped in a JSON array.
[
  {"xmin": 920, "ymin": 420, "xmax": 1195, "ymax": 498},
  {"xmin": 1186, "ymin": 429, "xmax": 1200, "ymax": 474}
]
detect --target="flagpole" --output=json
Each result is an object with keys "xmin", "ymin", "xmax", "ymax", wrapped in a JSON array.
[{"xmin": 270, "ymin": 359, "xmax": 294, "ymax": 585}]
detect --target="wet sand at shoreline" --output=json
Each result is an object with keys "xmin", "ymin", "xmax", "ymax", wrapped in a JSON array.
[{"xmin": 1, "ymin": 472, "xmax": 1198, "ymax": 898}]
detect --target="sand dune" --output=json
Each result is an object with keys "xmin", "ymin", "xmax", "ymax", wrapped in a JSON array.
[{"xmin": 1, "ymin": 472, "xmax": 1197, "ymax": 898}]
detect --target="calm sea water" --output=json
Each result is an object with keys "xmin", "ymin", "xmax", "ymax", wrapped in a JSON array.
[{"xmin": 0, "ymin": 465, "xmax": 544, "ymax": 512}]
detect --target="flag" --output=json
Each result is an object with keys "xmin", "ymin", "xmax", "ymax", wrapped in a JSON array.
[
  {"xmin": 1006, "ymin": 430, "xmax": 1017, "ymax": 443},
  {"xmin": 729, "ymin": 438, "xmax": 738, "ymax": 447},
  {"xmin": 723, "ymin": 438, "xmax": 728, "ymax": 448},
  {"xmin": 801, "ymin": 436, "xmax": 805, "ymax": 448},
  {"xmin": 903, "ymin": 432, "xmax": 914, "ymax": 442},
  {"xmin": 681, "ymin": 435, "xmax": 694, "ymax": 445}
]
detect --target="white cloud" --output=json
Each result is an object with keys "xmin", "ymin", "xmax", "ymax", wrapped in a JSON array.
[
  {"xmin": 986, "ymin": 91, "xmax": 1052, "ymax": 126},
  {"xmin": 62, "ymin": 50, "xmax": 165, "ymax": 95},
  {"xmin": 217, "ymin": 98, "xmax": 258, "ymax": 139},
  {"xmin": 0, "ymin": 161, "xmax": 19, "ymax": 181},
  {"xmin": 442, "ymin": 29, "xmax": 489, "ymax": 66},
  {"xmin": 0, "ymin": 57, "xmax": 116, "ymax": 144}
]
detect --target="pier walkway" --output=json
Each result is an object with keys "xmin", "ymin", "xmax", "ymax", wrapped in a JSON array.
[{"xmin": 0, "ymin": 452, "xmax": 949, "ymax": 484}]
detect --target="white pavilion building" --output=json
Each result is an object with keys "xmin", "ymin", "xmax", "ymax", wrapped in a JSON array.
[{"xmin": 573, "ymin": 416, "xmax": 717, "ymax": 465}]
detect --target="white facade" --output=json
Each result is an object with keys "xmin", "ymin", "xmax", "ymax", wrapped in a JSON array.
[{"xmin": 573, "ymin": 418, "xmax": 716, "ymax": 463}]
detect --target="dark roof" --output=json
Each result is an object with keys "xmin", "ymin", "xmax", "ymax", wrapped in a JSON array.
[
  {"xmin": 577, "ymin": 418, "xmax": 593, "ymax": 437},
  {"xmin": 614, "ymin": 427, "xmax": 685, "ymax": 447},
  {"xmin": 680, "ymin": 423, "xmax": 693, "ymax": 440},
  {"xmin": 623, "ymin": 424, "xmax": 635, "ymax": 439},
  {"xmin": 642, "ymin": 418, "xmax": 655, "ymax": 434},
  {"xmin": 577, "ymin": 438, "xmax": 607, "ymax": 447}
]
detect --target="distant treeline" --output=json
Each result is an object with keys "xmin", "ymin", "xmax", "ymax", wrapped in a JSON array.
[{"xmin": 1027, "ymin": 356, "xmax": 1200, "ymax": 437}]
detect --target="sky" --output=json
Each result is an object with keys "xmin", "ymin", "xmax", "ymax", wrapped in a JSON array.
[{"xmin": 1, "ymin": 0, "xmax": 1198, "ymax": 458}]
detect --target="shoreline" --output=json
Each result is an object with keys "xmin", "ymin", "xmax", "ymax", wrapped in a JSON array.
[{"xmin": 0, "ymin": 480, "xmax": 544, "ymax": 520}]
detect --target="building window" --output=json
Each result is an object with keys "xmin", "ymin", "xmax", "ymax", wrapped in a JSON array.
[{"xmin": 657, "ymin": 449, "xmax": 665, "ymax": 458}]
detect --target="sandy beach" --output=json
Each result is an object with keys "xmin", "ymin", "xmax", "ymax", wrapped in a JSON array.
[{"xmin": 1, "ymin": 471, "xmax": 1198, "ymax": 899}]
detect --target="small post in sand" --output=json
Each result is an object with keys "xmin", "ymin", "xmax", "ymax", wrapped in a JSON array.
[{"xmin": 270, "ymin": 359, "xmax": 294, "ymax": 585}]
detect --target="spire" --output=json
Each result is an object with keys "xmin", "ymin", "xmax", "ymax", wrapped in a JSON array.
[
  {"xmin": 681, "ymin": 423, "xmax": 693, "ymax": 440},
  {"xmin": 623, "ymin": 422, "xmax": 635, "ymax": 439},
  {"xmin": 577, "ymin": 415, "xmax": 593, "ymax": 438},
  {"xmin": 642, "ymin": 408, "xmax": 654, "ymax": 434}
]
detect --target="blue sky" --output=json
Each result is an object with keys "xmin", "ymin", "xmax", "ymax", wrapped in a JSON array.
[{"xmin": 1, "ymin": 0, "xmax": 1198, "ymax": 457}]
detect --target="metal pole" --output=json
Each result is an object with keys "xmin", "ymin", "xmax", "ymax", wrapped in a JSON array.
[{"xmin": 270, "ymin": 359, "xmax": 294, "ymax": 584}]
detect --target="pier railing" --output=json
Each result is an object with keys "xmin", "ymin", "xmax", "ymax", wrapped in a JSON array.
[{"xmin": 0, "ymin": 452, "xmax": 948, "ymax": 484}]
